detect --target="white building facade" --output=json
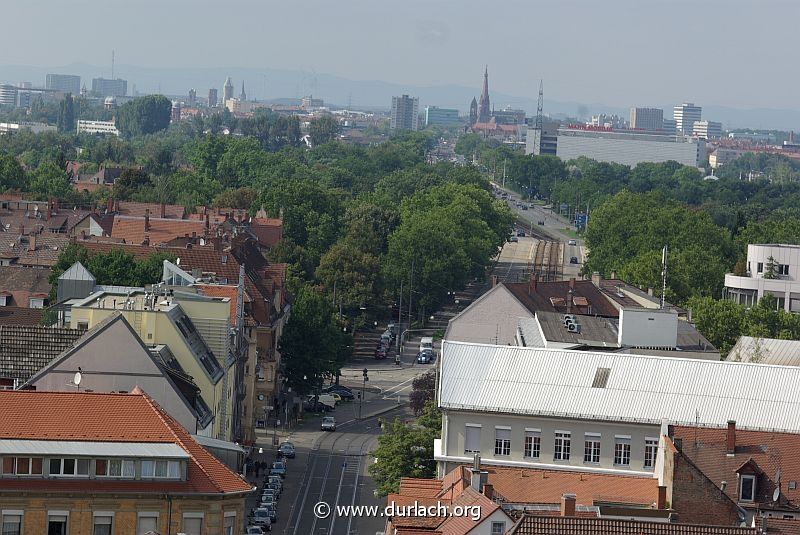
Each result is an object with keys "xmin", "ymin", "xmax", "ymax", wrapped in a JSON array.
[
  {"xmin": 391, "ymin": 94, "xmax": 419, "ymax": 131},
  {"xmin": 724, "ymin": 244, "xmax": 800, "ymax": 311},
  {"xmin": 77, "ymin": 120, "xmax": 120, "ymax": 136},
  {"xmin": 692, "ymin": 120, "xmax": 723, "ymax": 139},
  {"xmin": 673, "ymin": 103, "xmax": 702, "ymax": 135}
]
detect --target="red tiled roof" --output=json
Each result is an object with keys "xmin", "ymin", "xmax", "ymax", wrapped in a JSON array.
[
  {"xmin": 0, "ymin": 266, "xmax": 51, "ymax": 307},
  {"xmin": 111, "ymin": 216, "xmax": 206, "ymax": 245},
  {"xmin": 0, "ymin": 307, "xmax": 44, "ymax": 326},
  {"xmin": 509, "ymin": 515, "xmax": 755, "ymax": 535},
  {"xmin": 439, "ymin": 487, "xmax": 502, "ymax": 535},
  {"xmin": 446, "ymin": 465, "xmax": 659, "ymax": 507},
  {"xmin": 0, "ymin": 390, "xmax": 252, "ymax": 495},
  {"xmin": 673, "ymin": 425, "xmax": 800, "ymax": 507},
  {"xmin": 116, "ymin": 201, "xmax": 185, "ymax": 219},
  {"xmin": 249, "ymin": 217, "xmax": 283, "ymax": 248},
  {"xmin": 756, "ymin": 518, "xmax": 800, "ymax": 535}
]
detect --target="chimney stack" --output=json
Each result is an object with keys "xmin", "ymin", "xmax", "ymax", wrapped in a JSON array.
[
  {"xmin": 726, "ymin": 420, "xmax": 736, "ymax": 454},
  {"xmin": 205, "ymin": 213, "xmax": 210, "ymax": 231},
  {"xmin": 560, "ymin": 493, "xmax": 576, "ymax": 517},
  {"xmin": 569, "ymin": 277, "xmax": 576, "ymax": 290},
  {"xmin": 160, "ymin": 203, "xmax": 166, "ymax": 218},
  {"xmin": 610, "ymin": 270, "xmax": 617, "ymax": 280},
  {"xmin": 144, "ymin": 209, "xmax": 150, "ymax": 231},
  {"xmin": 28, "ymin": 234, "xmax": 36, "ymax": 252},
  {"xmin": 483, "ymin": 483, "xmax": 494, "ymax": 500},
  {"xmin": 491, "ymin": 275, "xmax": 498, "ymax": 288},
  {"xmin": 106, "ymin": 197, "xmax": 114, "ymax": 214},
  {"xmin": 657, "ymin": 486, "xmax": 667, "ymax": 509},
  {"xmin": 591, "ymin": 271, "xmax": 601, "ymax": 288}
]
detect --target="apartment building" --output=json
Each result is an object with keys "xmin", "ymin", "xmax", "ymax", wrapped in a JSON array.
[
  {"xmin": 723, "ymin": 244, "xmax": 800, "ymax": 311},
  {"xmin": 0, "ymin": 390, "xmax": 252, "ymax": 535}
]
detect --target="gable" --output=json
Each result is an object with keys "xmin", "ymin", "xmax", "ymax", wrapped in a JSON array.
[{"xmin": 446, "ymin": 285, "xmax": 534, "ymax": 345}]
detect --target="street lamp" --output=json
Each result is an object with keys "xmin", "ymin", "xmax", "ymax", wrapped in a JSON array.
[{"xmin": 359, "ymin": 368, "xmax": 368, "ymax": 419}]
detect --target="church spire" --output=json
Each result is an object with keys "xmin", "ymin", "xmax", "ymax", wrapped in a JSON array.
[
  {"xmin": 240, "ymin": 81, "xmax": 246, "ymax": 101},
  {"xmin": 478, "ymin": 65, "xmax": 491, "ymax": 123}
]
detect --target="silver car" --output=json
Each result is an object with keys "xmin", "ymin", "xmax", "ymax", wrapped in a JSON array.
[{"xmin": 321, "ymin": 416, "xmax": 336, "ymax": 431}]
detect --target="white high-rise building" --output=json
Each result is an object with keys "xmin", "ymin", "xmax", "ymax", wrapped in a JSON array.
[
  {"xmin": 390, "ymin": 95, "xmax": 419, "ymax": 131},
  {"xmin": 673, "ymin": 103, "xmax": 702, "ymax": 135},
  {"xmin": 692, "ymin": 120, "xmax": 723, "ymax": 140}
]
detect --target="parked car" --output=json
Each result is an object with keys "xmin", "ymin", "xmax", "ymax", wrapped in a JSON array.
[
  {"xmin": 324, "ymin": 385, "xmax": 354, "ymax": 400},
  {"xmin": 510, "ymin": 235, "xmax": 518, "ymax": 242},
  {"xmin": 570, "ymin": 256, "xmax": 579, "ymax": 264},
  {"xmin": 269, "ymin": 461, "xmax": 287, "ymax": 478},
  {"xmin": 263, "ymin": 482, "xmax": 282, "ymax": 496},
  {"xmin": 568, "ymin": 239, "xmax": 577, "ymax": 245},
  {"xmin": 277, "ymin": 441, "xmax": 296, "ymax": 458},
  {"xmin": 375, "ymin": 346, "xmax": 387, "ymax": 359},
  {"xmin": 321, "ymin": 416, "xmax": 337, "ymax": 431},
  {"xmin": 517, "ymin": 229, "xmax": 525, "ymax": 237},
  {"xmin": 246, "ymin": 526, "xmax": 266, "ymax": 535},
  {"xmin": 522, "ymin": 204, "xmax": 529, "ymax": 210},
  {"xmin": 261, "ymin": 503, "xmax": 277, "ymax": 523},
  {"xmin": 303, "ymin": 399, "xmax": 331, "ymax": 413},
  {"xmin": 251, "ymin": 509, "xmax": 272, "ymax": 530},
  {"xmin": 306, "ymin": 394, "xmax": 337, "ymax": 410},
  {"xmin": 265, "ymin": 475, "xmax": 283, "ymax": 490},
  {"xmin": 538, "ymin": 220, "xmax": 544, "ymax": 225},
  {"xmin": 260, "ymin": 490, "xmax": 278, "ymax": 503}
]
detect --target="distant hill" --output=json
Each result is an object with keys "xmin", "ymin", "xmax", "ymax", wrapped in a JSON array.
[{"xmin": 2, "ymin": 63, "xmax": 799, "ymax": 130}]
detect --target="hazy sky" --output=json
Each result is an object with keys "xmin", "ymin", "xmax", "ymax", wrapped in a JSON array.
[{"xmin": 4, "ymin": 0, "xmax": 799, "ymax": 109}]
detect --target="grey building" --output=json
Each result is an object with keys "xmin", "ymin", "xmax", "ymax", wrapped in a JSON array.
[
  {"xmin": 673, "ymin": 102, "xmax": 702, "ymax": 135},
  {"xmin": 208, "ymin": 88, "xmax": 218, "ymax": 107},
  {"xmin": 629, "ymin": 107, "xmax": 664, "ymax": 131},
  {"xmin": 46, "ymin": 74, "xmax": 81, "ymax": 95},
  {"xmin": 525, "ymin": 120, "xmax": 560, "ymax": 156},
  {"xmin": 91, "ymin": 77, "xmax": 128, "ymax": 97},
  {"xmin": 391, "ymin": 94, "xmax": 419, "ymax": 131}
]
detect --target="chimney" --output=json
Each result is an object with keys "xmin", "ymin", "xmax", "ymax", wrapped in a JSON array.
[
  {"xmin": 591, "ymin": 271, "xmax": 601, "ymax": 288},
  {"xmin": 28, "ymin": 234, "xmax": 36, "ymax": 252},
  {"xmin": 647, "ymin": 287, "xmax": 654, "ymax": 296},
  {"xmin": 144, "ymin": 209, "xmax": 150, "ymax": 231},
  {"xmin": 610, "ymin": 270, "xmax": 617, "ymax": 280},
  {"xmin": 491, "ymin": 275, "xmax": 498, "ymax": 288},
  {"xmin": 483, "ymin": 483, "xmax": 494, "ymax": 500},
  {"xmin": 657, "ymin": 486, "xmax": 667, "ymax": 509},
  {"xmin": 114, "ymin": 198, "xmax": 120, "ymax": 213},
  {"xmin": 106, "ymin": 197, "xmax": 114, "ymax": 213},
  {"xmin": 205, "ymin": 213, "xmax": 210, "ymax": 231},
  {"xmin": 726, "ymin": 420, "xmax": 736, "ymax": 454},
  {"xmin": 569, "ymin": 277, "xmax": 576, "ymax": 290},
  {"xmin": 160, "ymin": 203, "xmax": 166, "ymax": 218},
  {"xmin": 560, "ymin": 493, "xmax": 576, "ymax": 517}
]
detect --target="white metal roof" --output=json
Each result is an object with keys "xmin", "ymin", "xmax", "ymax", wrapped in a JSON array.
[
  {"xmin": 438, "ymin": 340, "xmax": 800, "ymax": 433},
  {"xmin": 0, "ymin": 440, "xmax": 190, "ymax": 458},
  {"xmin": 728, "ymin": 336, "xmax": 800, "ymax": 366}
]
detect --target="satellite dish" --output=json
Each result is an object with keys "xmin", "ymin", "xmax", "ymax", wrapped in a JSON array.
[
  {"xmin": 773, "ymin": 488, "xmax": 781, "ymax": 502},
  {"xmin": 73, "ymin": 371, "xmax": 82, "ymax": 387}
]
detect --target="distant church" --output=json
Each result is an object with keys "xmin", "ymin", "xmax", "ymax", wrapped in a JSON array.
[{"xmin": 469, "ymin": 66, "xmax": 491, "ymax": 125}]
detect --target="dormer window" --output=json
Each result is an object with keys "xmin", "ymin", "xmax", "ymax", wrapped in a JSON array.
[
  {"xmin": 95, "ymin": 459, "xmax": 134, "ymax": 478},
  {"xmin": 141, "ymin": 459, "xmax": 181, "ymax": 479},
  {"xmin": 740, "ymin": 474, "xmax": 756, "ymax": 502}
]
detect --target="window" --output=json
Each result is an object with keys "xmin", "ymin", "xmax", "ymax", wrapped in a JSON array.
[
  {"xmin": 137, "ymin": 513, "xmax": 158, "ymax": 535},
  {"xmin": 2, "ymin": 457, "xmax": 42, "ymax": 476},
  {"xmin": 491, "ymin": 521, "xmax": 506, "ymax": 534},
  {"xmin": 740, "ymin": 474, "xmax": 756, "ymax": 502},
  {"xmin": 524, "ymin": 430, "xmax": 541, "ymax": 459},
  {"xmin": 49, "ymin": 458, "xmax": 89, "ymax": 476},
  {"xmin": 757, "ymin": 262, "xmax": 764, "ymax": 273},
  {"xmin": 779, "ymin": 264, "xmax": 790, "ymax": 276},
  {"xmin": 223, "ymin": 513, "xmax": 236, "ymax": 535},
  {"xmin": 93, "ymin": 514, "xmax": 112, "ymax": 535},
  {"xmin": 644, "ymin": 438, "xmax": 658, "ymax": 469},
  {"xmin": 584, "ymin": 434, "xmax": 601, "ymax": 464},
  {"xmin": 465, "ymin": 425, "xmax": 481, "ymax": 454},
  {"xmin": 182, "ymin": 514, "xmax": 203, "ymax": 535},
  {"xmin": 494, "ymin": 428, "xmax": 511, "ymax": 456},
  {"xmin": 614, "ymin": 437, "xmax": 631, "ymax": 466},
  {"xmin": 141, "ymin": 459, "xmax": 180, "ymax": 479},
  {"xmin": 48, "ymin": 513, "xmax": 68, "ymax": 535},
  {"xmin": 97, "ymin": 459, "xmax": 135, "ymax": 478},
  {"xmin": 1, "ymin": 513, "xmax": 22, "ymax": 535},
  {"xmin": 29, "ymin": 297, "xmax": 45, "ymax": 309},
  {"xmin": 554, "ymin": 432, "xmax": 571, "ymax": 461}
]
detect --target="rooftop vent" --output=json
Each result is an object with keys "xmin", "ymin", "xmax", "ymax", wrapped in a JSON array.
[{"xmin": 591, "ymin": 367, "xmax": 611, "ymax": 388}]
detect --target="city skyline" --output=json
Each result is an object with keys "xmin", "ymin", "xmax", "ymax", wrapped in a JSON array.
[{"xmin": 2, "ymin": 0, "xmax": 799, "ymax": 113}]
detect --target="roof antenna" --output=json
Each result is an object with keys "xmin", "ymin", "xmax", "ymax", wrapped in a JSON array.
[
  {"xmin": 660, "ymin": 245, "xmax": 668, "ymax": 309},
  {"xmin": 111, "ymin": 50, "xmax": 115, "ymax": 80}
]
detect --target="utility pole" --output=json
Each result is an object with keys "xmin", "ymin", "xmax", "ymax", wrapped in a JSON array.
[
  {"xmin": 660, "ymin": 245, "xmax": 669, "ymax": 309},
  {"xmin": 359, "ymin": 368, "xmax": 369, "ymax": 419},
  {"xmin": 396, "ymin": 280, "xmax": 403, "ymax": 352},
  {"xmin": 408, "ymin": 258, "xmax": 415, "ymax": 328}
]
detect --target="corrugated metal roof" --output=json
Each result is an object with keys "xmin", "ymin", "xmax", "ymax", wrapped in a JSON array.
[
  {"xmin": 0, "ymin": 439, "xmax": 190, "ymax": 458},
  {"xmin": 439, "ymin": 341, "xmax": 800, "ymax": 433},
  {"xmin": 728, "ymin": 336, "xmax": 800, "ymax": 366}
]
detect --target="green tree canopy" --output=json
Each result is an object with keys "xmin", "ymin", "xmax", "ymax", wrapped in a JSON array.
[{"xmin": 115, "ymin": 95, "xmax": 172, "ymax": 137}]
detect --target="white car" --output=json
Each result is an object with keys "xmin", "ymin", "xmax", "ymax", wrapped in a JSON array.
[
  {"xmin": 246, "ymin": 526, "xmax": 266, "ymax": 534},
  {"xmin": 568, "ymin": 239, "xmax": 577, "ymax": 246}
]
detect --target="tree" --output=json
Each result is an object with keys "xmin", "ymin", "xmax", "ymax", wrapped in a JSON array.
[
  {"xmin": 57, "ymin": 94, "xmax": 75, "ymax": 133},
  {"xmin": 763, "ymin": 255, "xmax": 778, "ymax": 279},
  {"xmin": 315, "ymin": 240, "xmax": 383, "ymax": 311},
  {"xmin": 409, "ymin": 371, "xmax": 436, "ymax": 415},
  {"xmin": 115, "ymin": 95, "xmax": 172, "ymax": 137},
  {"xmin": 369, "ymin": 401, "xmax": 440, "ymax": 496},
  {"xmin": 278, "ymin": 287, "xmax": 351, "ymax": 396},
  {"xmin": 308, "ymin": 115, "xmax": 341, "ymax": 146},
  {"xmin": 685, "ymin": 296, "xmax": 747, "ymax": 356},
  {"xmin": 0, "ymin": 154, "xmax": 27, "ymax": 192},
  {"xmin": 112, "ymin": 168, "xmax": 151, "ymax": 200},
  {"xmin": 28, "ymin": 162, "xmax": 71, "ymax": 199},
  {"xmin": 213, "ymin": 187, "xmax": 258, "ymax": 210}
]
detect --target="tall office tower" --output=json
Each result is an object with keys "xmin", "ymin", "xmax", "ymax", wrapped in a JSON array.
[
  {"xmin": 673, "ymin": 103, "xmax": 702, "ymax": 135},
  {"xmin": 223, "ymin": 77, "xmax": 234, "ymax": 102},
  {"xmin": 629, "ymin": 107, "xmax": 664, "ymax": 130},
  {"xmin": 208, "ymin": 88, "xmax": 218, "ymax": 107},
  {"xmin": 390, "ymin": 95, "xmax": 419, "ymax": 131},
  {"xmin": 188, "ymin": 89, "xmax": 197, "ymax": 106},
  {"xmin": 91, "ymin": 78, "xmax": 127, "ymax": 97},
  {"xmin": 46, "ymin": 74, "xmax": 81, "ymax": 95}
]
